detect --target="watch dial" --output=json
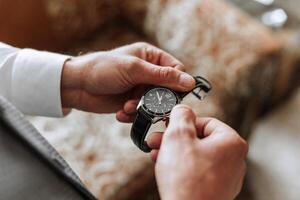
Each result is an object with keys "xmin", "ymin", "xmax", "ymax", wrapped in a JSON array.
[{"xmin": 144, "ymin": 88, "xmax": 178, "ymax": 114}]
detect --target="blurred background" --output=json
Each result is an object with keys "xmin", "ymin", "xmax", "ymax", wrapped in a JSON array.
[{"xmin": 1, "ymin": 0, "xmax": 300, "ymax": 199}]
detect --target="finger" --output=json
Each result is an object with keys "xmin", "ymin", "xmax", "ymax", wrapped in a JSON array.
[
  {"xmin": 164, "ymin": 105, "xmax": 197, "ymax": 140},
  {"xmin": 195, "ymin": 117, "xmax": 235, "ymax": 138},
  {"xmin": 196, "ymin": 117, "xmax": 248, "ymax": 158},
  {"xmin": 147, "ymin": 132, "xmax": 163, "ymax": 149},
  {"xmin": 123, "ymin": 99, "xmax": 139, "ymax": 114},
  {"xmin": 150, "ymin": 149, "xmax": 159, "ymax": 162},
  {"xmin": 116, "ymin": 110, "xmax": 136, "ymax": 123},
  {"xmin": 129, "ymin": 59, "xmax": 195, "ymax": 92},
  {"xmin": 115, "ymin": 42, "xmax": 187, "ymax": 71},
  {"xmin": 195, "ymin": 118, "xmax": 211, "ymax": 138},
  {"xmin": 139, "ymin": 43, "xmax": 186, "ymax": 70}
]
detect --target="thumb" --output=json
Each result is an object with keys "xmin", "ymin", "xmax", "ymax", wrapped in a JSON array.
[
  {"xmin": 128, "ymin": 59, "xmax": 195, "ymax": 91},
  {"xmin": 163, "ymin": 105, "xmax": 197, "ymax": 142}
]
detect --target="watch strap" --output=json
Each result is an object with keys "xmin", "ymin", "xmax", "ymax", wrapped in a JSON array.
[
  {"xmin": 130, "ymin": 107, "xmax": 152, "ymax": 153},
  {"xmin": 177, "ymin": 76, "xmax": 212, "ymax": 99}
]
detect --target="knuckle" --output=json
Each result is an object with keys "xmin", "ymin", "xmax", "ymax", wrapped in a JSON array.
[
  {"xmin": 164, "ymin": 130, "xmax": 179, "ymax": 141},
  {"xmin": 231, "ymin": 134, "xmax": 248, "ymax": 158},
  {"xmin": 208, "ymin": 117, "xmax": 220, "ymax": 124},
  {"xmin": 176, "ymin": 64, "xmax": 186, "ymax": 72},
  {"xmin": 178, "ymin": 124, "xmax": 194, "ymax": 136},
  {"xmin": 181, "ymin": 126, "xmax": 196, "ymax": 138},
  {"xmin": 156, "ymin": 67, "xmax": 175, "ymax": 79},
  {"xmin": 122, "ymin": 57, "xmax": 143, "ymax": 82},
  {"xmin": 164, "ymin": 128, "xmax": 181, "ymax": 141},
  {"xmin": 129, "ymin": 57, "xmax": 142, "ymax": 67},
  {"xmin": 125, "ymin": 57, "xmax": 143, "ymax": 74},
  {"xmin": 134, "ymin": 42, "xmax": 158, "ymax": 62},
  {"xmin": 181, "ymin": 105, "xmax": 194, "ymax": 115},
  {"xmin": 240, "ymin": 139, "xmax": 249, "ymax": 157},
  {"xmin": 174, "ymin": 105, "xmax": 195, "ymax": 119},
  {"xmin": 167, "ymin": 123, "xmax": 195, "ymax": 139},
  {"xmin": 208, "ymin": 118, "xmax": 227, "ymax": 130},
  {"xmin": 134, "ymin": 42, "xmax": 150, "ymax": 48}
]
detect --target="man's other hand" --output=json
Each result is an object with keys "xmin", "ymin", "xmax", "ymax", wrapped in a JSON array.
[{"xmin": 149, "ymin": 105, "xmax": 248, "ymax": 200}]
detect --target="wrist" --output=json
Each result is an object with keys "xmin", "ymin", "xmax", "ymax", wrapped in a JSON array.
[
  {"xmin": 61, "ymin": 57, "xmax": 84, "ymax": 108},
  {"xmin": 61, "ymin": 57, "xmax": 83, "ymax": 89}
]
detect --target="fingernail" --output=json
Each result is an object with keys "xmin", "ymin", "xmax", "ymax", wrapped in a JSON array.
[{"xmin": 179, "ymin": 73, "xmax": 195, "ymax": 88}]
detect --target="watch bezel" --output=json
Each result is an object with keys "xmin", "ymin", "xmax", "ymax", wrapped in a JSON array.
[{"xmin": 140, "ymin": 87, "xmax": 180, "ymax": 117}]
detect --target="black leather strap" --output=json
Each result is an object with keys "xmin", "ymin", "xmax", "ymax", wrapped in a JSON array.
[
  {"xmin": 177, "ymin": 76, "xmax": 212, "ymax": 99},
  {"xmin": 130, "ymin": 107, "xmax": 152, "ymax": 153}
]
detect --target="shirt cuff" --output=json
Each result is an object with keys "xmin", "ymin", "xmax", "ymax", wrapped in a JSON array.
[{"xmin": 12, "ymin": 49, "xmax": 70, "ymax": 117}]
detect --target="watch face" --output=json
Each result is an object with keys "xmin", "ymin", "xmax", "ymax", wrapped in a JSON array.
[{"xmin": 144, "ymin": 88, "xmax": 178, "ymax": 115}]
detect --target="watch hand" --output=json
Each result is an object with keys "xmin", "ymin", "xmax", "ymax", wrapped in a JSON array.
[
  {"xmin": 157, "ymin": 91, "xmax": 162, "ymax": 104},
  {"xmin": 156, "ymin": 91, "xmax": 160, "ymax": 101},
  {"xmin": 161, "ymin": 91, "xmax": 165, "ymax": 101}
]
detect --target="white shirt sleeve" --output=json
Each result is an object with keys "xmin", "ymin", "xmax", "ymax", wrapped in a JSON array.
[{"xmin": 0, "ymin": 42, "xmax": 70, "ymax": 117}]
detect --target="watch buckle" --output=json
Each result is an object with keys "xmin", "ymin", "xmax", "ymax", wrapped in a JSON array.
[{"xmin": 192, "ymin": 87, "xmax": 208, "ymax": 100}]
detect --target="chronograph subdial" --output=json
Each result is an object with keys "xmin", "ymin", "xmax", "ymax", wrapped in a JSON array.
[{"xmin": 143, "ymin": 88, "xmax": 178, "ymax": 115}]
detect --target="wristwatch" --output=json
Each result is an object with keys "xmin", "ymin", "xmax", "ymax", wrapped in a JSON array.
[{"xmin": 130, "ymin": 76, "xmax": 212, "ymax": 152}]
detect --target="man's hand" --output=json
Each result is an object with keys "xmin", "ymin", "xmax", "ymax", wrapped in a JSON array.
[
  {"xmin": 61, "ymin": 42, "xmax": 195, "ymax": 120},
  {"xmin": 148, "ymin": 105, "xmax": 248, "ymax": 200}
]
